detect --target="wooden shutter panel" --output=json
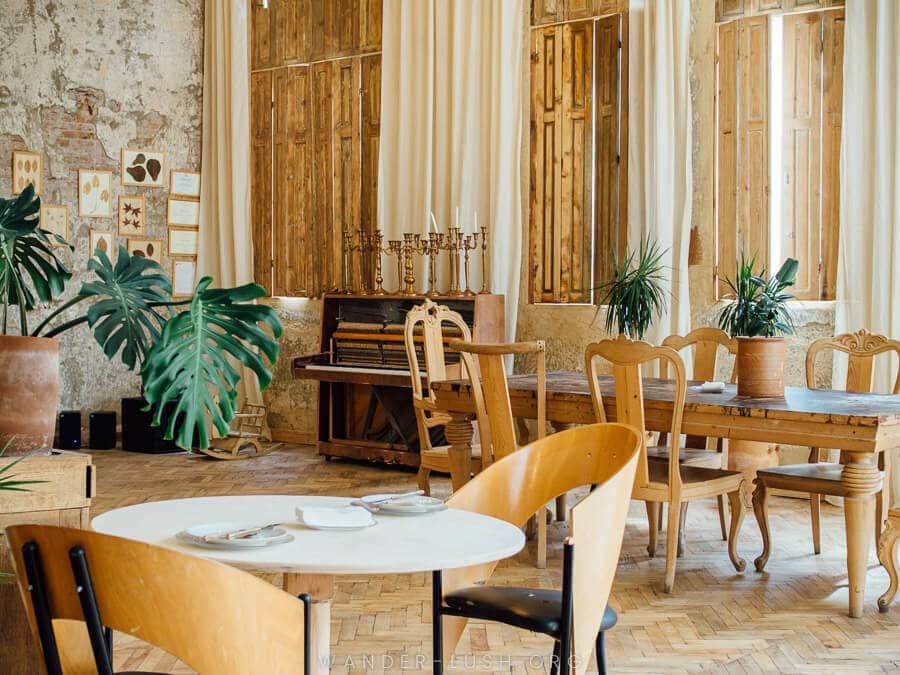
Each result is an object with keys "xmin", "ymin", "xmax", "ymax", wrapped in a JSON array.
[
  {"xmin": 332, "ymin": 58, "xmax": 361, "ymax": 293},
  {"xmin": 251, "ymin": 1, "xmax": 276, "ymax": 69},
  {"xmin": 359, "ymin": 0, "xmax": 382, "ymax": 52},
  {"xmin": 360, "ymin": 55, "xmax": 381, "ymax": 233},
  {"xmin": 311, "ymin": 61, "xmax": 335, "ymax": 293},
  {"xmin": 250, "ymin": 70, "xmax": 274, "ymax": 293},
  {"xmin": 566, "ymin": 0, "xmax": 596, "ymax": 21},
  {"xmin": 716, "ymin": 21, "xmax": 739, "ymax": 296},
  {"xmin": 820, "ymin": 9, "xmax": 843, "ymax": 300},
  {"xmin": 781, "ymin": 12, "xmax": 821, "ymax": 299},
  {"xmin": 717, "ymin": 0, "xmax": 748, "ymax": 22},
  {"xmin": 594, "ymin": 13, "xmax": 623, "ymax": 288},
  {"xmin": 739, "ymin": 16, "xmax": 769, "ymax": 273},
  {"xmin": 277, "ymin": 0, "xmax": 311, "ymax": 65},
  {"xmin": 532, "ymin": 0, "xmax": 562, "ymax": 26},
  {"xmin": 530, "ymin": 25, "xmax": 562, "ymax": 303}
]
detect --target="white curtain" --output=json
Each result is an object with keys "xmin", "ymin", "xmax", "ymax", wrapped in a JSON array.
[
  {"xmin": 834, "ymin": 0, "xmax": 900, "ymax": 502},
  {"xmin": 627, "ymin": 0, "xmax": 693, "ymax": 348},
  {"xmin": 197, "ymin": 0, "xmax": 264, "ymax": 409},
  {"xmin": 378, "ymin": 0, "xmax": 525, "ymax": 344}
]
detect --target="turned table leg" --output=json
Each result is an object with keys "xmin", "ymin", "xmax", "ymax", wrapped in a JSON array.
[
  {"xmin": 842, "ymin": 452, "xmax": 882, "ymax": 618},
  {"xmin": 283, "ymin": 573, "xmax": 335, "ymax": 675},
  {"xmin": 445, "ymin": 411, "xmax": 476, "ymax": 492}
]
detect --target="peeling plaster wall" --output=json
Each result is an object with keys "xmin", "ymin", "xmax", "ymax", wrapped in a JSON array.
[{"xmin": 0, "ymin": 1, "xmax": 203, "ymax": 415}]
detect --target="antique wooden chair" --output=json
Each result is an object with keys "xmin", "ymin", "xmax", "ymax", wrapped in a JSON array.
[
  {"xmin": 585, "ymin": 335, "xmax": 747, "ymax": 593},
  {"xmin": 200, "ymin": 403, "xmax": 281, "ymax": 460},
  {"xmin": 656, "ymin": 327, "xmax": 740, "ymax": 546},
  {"xmin": 753, "ymin": 329, "xmax": 900, "ymax": 572},
  {"xmin": 6, "ymin": 524, "xmax": 311, "ymax": 675},
  {"xmin": 433, "ymin": 423, "xmax": 642, "ymax": 674},
  {"xmin": 404, "ymin": 299, "xmax": 481, "ymax": 494},
  {"xmin": 450, "ymin": 339, "xmax": 549, "ymax": 567}
]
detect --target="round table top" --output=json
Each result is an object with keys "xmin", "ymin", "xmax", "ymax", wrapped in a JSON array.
[{"xmin": 90, "ymin": 495, "xmax": 524, "ymax": 575}]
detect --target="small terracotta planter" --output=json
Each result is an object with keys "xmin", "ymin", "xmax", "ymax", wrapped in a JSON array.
[
  {"xmin": 0, "ymin": 335, "xmax": 59, "ymax": 453},
  {"xmin": 736, "ymin": 336, "xmax": 787, "ymax": 397}
]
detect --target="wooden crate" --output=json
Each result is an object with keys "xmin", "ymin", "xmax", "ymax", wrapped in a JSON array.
[{"xmin": 0, "ymin": 450, "xmax": 94, "ymax": 674}]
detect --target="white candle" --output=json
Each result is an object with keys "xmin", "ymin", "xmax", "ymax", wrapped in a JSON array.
[
  {"xmin": 473, "ymin": 210, "xmax": 477, "ymax": 234},
  {"xmin": 429, "ymin": 211, "xmax": 438, "ymax": 233},
  {"xmin": 455, "ymin": 206, "xmax": 459, "ymax": 230}
]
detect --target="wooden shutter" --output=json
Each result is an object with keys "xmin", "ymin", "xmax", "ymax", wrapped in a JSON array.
[
  {"xmin": 567, "ymin": 0, "xmax": 596, "ymax": 21},
  {"xmin": 717, "ymin": 0, "xmax": 748, "ymax": 22},
  {"xmin": 251, "ymin": 1, "xmax": 276, "ymax": 69},
  {"xmin": 273, "ymin": 67, "xmax": 312, "ymax": 296},
  {"xmin": 594, "ymin": 13, "xmax": 623, "ymax": 288},
  {"xmin": 820, "ymin": 9, "xmax": 843, "ymax": 300},
  {"xmin": 332, "ymin": 57, "xmax": 361, "ymax": 294},
  {"xmin": 716, "ymin": 21, "xmax": 739, "ymax": 296},
  {"xmin": 360, "ymin": 55, "xmax": 381, "ymax": 233},
  {"xmin": 359, "ymin": 0, "xmax": 382, "ymax": 52},
  {"xmin": 311, "ymin": 61, "xmax": 335, "ymax": 293},
  {"xmin": 250, "ymin": 71, "xmax": 274, "ymax": 293},
  {"xmin": 277, "ymin": 0, "xmax": 311, "ymax": 65},
  {"xmin": 532, "ymin": 0, "xmax": 562, "ymax": 26},
  {"xmin": 781, "ymin": 12, "xmax": 821, "ymax": 298}
]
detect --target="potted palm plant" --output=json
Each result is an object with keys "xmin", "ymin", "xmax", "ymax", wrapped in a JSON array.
[
  {"xmin": 717, "ymin": 253, "xmax": 798, "ymax": 397},
  {"xmin": 597, "ymin": 238, "xmax": 668, "ymax": 340},
  {"xmin": 0, "ymin": 184, "xmax": 283, "ymax": 453}
]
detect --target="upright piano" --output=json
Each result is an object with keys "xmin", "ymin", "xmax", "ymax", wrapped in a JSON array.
[{"xmin": 292, "ymin": 293, "xmax": 504, "ymax": 466}]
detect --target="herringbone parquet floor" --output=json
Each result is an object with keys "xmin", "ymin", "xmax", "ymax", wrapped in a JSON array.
[{"xmin": 88, "ymin": 445, "xmax": 900, "ymax": 673}]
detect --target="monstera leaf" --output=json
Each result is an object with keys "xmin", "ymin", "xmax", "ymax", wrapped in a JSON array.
[
  {"xmin": 141, "ymin": 277, "xmax": 282, "ymax": 450},
  {"xmin": 42, "ymin": 245, "xmax": 173, "ymax": 370},
  {"xmin": 0, "ymin": 184, "xmax": 71, "ymax": 334}
]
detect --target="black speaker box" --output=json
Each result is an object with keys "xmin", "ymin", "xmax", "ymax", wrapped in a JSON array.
[
  {"xmin": 89, "ymin": 410, "xmax": 117, "ymax": 449},
  {"xmin": 121, "ymin": 397, "xmax": 179, "ymax": 453},
  {"xmin": 57, "ymin": 410, "xmax": 82, "ymax": 450}
]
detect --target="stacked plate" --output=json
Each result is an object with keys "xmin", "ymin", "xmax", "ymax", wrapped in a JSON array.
[
  {"xmin": 295, "ymin": 505, "xmax": 376, "ymax": 531},
  {"xmin": 363, "ymin": 494, "xmax": 447, "ymax": 516},
  {"xmin": 176, "ymin": 521, "xmax": 294, "ymax": 549}
]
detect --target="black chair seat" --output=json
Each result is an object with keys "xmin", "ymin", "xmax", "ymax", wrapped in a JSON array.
[{"xmin": 444, "ymin": 586, "xmax": 617, "ymax": 638}]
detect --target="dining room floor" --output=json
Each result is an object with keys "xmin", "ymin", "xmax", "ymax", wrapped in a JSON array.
[{"xmin": 88, "ymin": 444, "xmax": 900, "ymax": 673}]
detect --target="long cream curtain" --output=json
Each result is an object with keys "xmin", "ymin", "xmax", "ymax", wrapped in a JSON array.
[
  {"xmin": 378, "ymin": 0, "xmax": 525, "ymax": 343},
  {"xmin": 834, "ymin": 0, "xmax": 900, "ymax": 502},
  {"xmin": 197, "ymin": 0, "xmax": 263, "ymax": 408},
  {"xmin": 627, "ymin": 0, "xmax": 693, "ymax": 347}
]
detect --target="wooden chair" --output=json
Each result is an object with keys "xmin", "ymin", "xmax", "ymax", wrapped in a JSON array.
[
  {"xmin": 404, "ymin": 299, "xmax": 481, "ymax": 494},
  {"xmin": 433, "ymin": 422, "xmax": 642, "ymax": 674},
  {"xmin": 6, "ymin": 524, "xmax": 310, "ymax": 675},
  {"xmin": 656, "ymin": 327, "xmax": 739, "ymax": 546},
  {"xmin": 450, "ymin": 339, "xmax": 549, "ymax": 567},
  {"xmin": 585, "ymin": 335, "xmax": 747, "ymax": 593},
  {"xmin": 752, "ymin": 329, "xmax": 900, "ymax": 572},
  {"xmin": 199, "ymin": 403, "xmax": 281, "ymax": 460}
]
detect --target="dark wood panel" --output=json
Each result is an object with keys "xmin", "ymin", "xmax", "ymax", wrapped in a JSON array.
[
  {"xmin": 311, "ymin": 61, "xmax": 335, "ymax": 293},
  {"xmin": 331, "ymin": 57, "xmax": 361, "ymax": 293},
  {"xmin": 820, "ymin": 9, "xmax": 843, "ymax": 301},
  {"xmin": 359, "ymin": 0, "xmax": 383, "ymax": 52},
  {"xmin": 716, "ymin": 21, "xmax": 739, "ymax": 297},
  {"xmin": 251, "ymin": 0, "xmax": 276, "ymax": 69},
  {"xmin": 360, "ymin": 54, "xmax": 381, "ymax": 234},
  {"xmin": 277, "ymin": 0, "xmax": 312, "ymax": 64},
  {"xmin": 250, "ymin": 70, "xmax": 273, "ymax": 293}
]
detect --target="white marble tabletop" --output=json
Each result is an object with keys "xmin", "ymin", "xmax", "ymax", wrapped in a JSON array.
[{"xmin": 91, "ymin": 494, "xmax": 525, "ymax": 575}]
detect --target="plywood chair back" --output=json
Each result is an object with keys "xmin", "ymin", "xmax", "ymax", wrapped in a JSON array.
[
  {"xmin": 805, "ymin": 329, "xmax": 900, "ymax": 394},
  {"xmin": 449, "ymin": 340, "xmax": 546, "ymax": 465},
  {"xmin": 6, "ymin": 525, "xmax": 309, "ymax": 675},
  {"xmin": 585, "ymin": 335, "xmax": 688, "ymax": 492},
  {"xmin": 441, "ymin": 422, "xmax": 642, "ymax": 663},
  {"xmin": 405, "ymin": 300, "xmax": 473, "ymax": 452},
  {"xmin": 661, "ymin": 327, "xmax": 738, "ymax": 449}
]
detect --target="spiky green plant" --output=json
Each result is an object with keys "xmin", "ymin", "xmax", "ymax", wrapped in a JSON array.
[
  {"xmin": 596, "ymin": 239, "xmax": 668, "ymax": 340},
  {"xmin": 717, "ymin": 253, "xmax": 798, "ymax": 338},
  {"xmin": 0, "ymin": 438, "xmax": 44, "ymax": 584}
]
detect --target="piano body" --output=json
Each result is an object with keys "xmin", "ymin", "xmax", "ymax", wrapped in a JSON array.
[{"xmin": 292, "ymin": 292, "xmax": 504, "ymax": 466}]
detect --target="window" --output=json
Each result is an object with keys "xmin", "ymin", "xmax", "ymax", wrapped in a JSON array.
[
  {"xmin": 529, "ymin": 6, "xmax": 628, "ymax": 304},
  {"xmin": 715, "ymin": 6, "xmax": 844, "ymax": 300}
]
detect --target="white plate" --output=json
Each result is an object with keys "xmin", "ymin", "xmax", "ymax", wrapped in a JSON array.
[
  {"xmin": 295, "ymin": 506, "xmax": 377, "ymax": 531},
  {"xmin": 176, "ymin": 521, "xmax": 294, "ymax": 549},
  {"xmin": 377, "ymin": 495, "xmax": 448, "ymax": 516}
]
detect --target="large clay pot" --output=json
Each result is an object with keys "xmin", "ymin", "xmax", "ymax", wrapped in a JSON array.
[
  {"xmin": 0, "ymin": 336, "xmax": 59, "ymax": 454},
  {"xmin": 736, "ymin": 336, "xmax": 787, "ymax": 398}
]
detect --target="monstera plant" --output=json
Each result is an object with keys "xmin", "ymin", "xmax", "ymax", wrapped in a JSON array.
[{"xmin": 0, "ymin": 183, "xmax": 282, "ymax": 451}]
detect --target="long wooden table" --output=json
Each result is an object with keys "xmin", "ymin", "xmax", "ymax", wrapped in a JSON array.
[{"xmin": 431, "ymin": 372, "xmax": 900, "ymax": 618}]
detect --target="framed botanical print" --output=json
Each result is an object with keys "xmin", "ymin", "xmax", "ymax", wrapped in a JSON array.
[
  {"xmin": 127, "ymin": 237, "xmax": 164, "ymax": 264},
  {"xmin": 78, "ymin": 170, "xmax": 113, "ymax": 218},
  {"xmin": 89, "ymin": 230, "xmax": 114, "ymax": 257},
  {"xmin": 118, "ymin": 195, "xmax": 146, "ymax": 236},
  {"xmin": 121, "ymin": 148, "xmax": 166, "ymax": 188},
  {"xmin": 13, "ymin": 151, "xmax": 42, "ymax": 195},
  {"xmin": 40, "ymin": 204, "xmax": 68, "ymax": 245},
  {"xmin": 169, "ymin": 170, "xmax": 201, "ymax": 198}
]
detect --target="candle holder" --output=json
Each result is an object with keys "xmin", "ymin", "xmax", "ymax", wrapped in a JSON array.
[
  {"xmin": 371, "ymin": 230, "xmax": 386, "ymax": 295},
  {"xmin": 401, "ymin": 233, "xmax": 419, "ymax": 296},
  {"xmin": 443, "ymin": 227, "xmax": 462, "ymax": 296},
  {"xmin": 387, "ymin": 240, "xmax": 403, "ymax": 294},
  {"xmin": 479, "ymin": 225, "xmax": 490, "ymax": 294},
  {"xmin": 462, "ymin": 233, "xmax": 478, "ymax": 296},
  {"xmin": 424, "ymin": 232, "xmax": 444, "ymax": 297},
  {"xmin": 356, "ymin": 229, "xmax": 371, "ymax": 295},
  {"xmin": 341, "ymin": 230, "xmax": 355, "ymax": 294}
]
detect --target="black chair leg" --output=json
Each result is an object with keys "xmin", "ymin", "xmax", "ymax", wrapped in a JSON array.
[
  {"xmin": 550, "ymin": 640, "xmax": 561, "ymax": 675},
  {"xmin": 432, "ymin": 571, "xmax": 443, "ymax": 675},
  {"xmin": 596, "ymin": 631, "xmax": 607, "ymax": 675}
]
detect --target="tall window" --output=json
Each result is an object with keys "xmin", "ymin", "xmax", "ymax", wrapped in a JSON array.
[{"xmin": 716, "ymin": 6, "xmax": 844, "ymax": 300}]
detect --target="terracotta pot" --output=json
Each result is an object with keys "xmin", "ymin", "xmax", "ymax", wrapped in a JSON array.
[
  {"xmin": 736, "ymin": 336, "xmax": 787, "ymax": 398},
  {"xmin": 0, "ymin": 336, "xmax": 59, "ymax": 454}
]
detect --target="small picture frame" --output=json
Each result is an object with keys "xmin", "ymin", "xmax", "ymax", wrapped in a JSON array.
[
  {"xmin": 40, "ymin": 204, "xmax": 68, "ymax": 245},
  {"xmin": 79, "ymin": 170, "xmax": 113, "ymax": 218},
  {"xmin": 168, "ymin": 227, "xmax": 198, "ymax": 257},
  {"xmin": 118, "ymin": 195, "xmax": 146, "ymax": 236},
  {"xmin": 13, "ymin": 151, "xmax": 42, "ymax": 195},
  {"xmin": 172, "ymin": 258, "xmax": 197, "ymax": 298},
  {"xmin": 169, "ymin": 170, "xmax": 201, "ymax": 199},
  {"xmin": 89, "ymin": 230, "xmax": 114, "ymax": 258},
  {"xmin": 167, "ymin": 198, "xmax": 200, "ymax": 227},
  {"xmin": 121, "ymin": 148, "xmax": 166, "ymax": 188},
  {"xmin": 127, "ymin": 237, "xmax": 164, "ymax": 264}
]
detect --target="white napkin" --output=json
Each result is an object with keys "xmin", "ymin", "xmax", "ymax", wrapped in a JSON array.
[{"xmin": 295, "ymin": 505, "xmax": 374, "ymax": 529}]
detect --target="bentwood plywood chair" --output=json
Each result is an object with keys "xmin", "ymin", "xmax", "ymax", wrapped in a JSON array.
[
  {"xmin": 450, "ymin": 339, "xmax": 549, "ymax": 567},
  {"xmin": 433, "ymin": 423, "xmax": 642, "ymax": 675},
  {"xmin": 405, "ymin": 300, "xmax": 481, "ymax": 494},
  {"xmin": 753, "ymin": 330, "xmax": 900, "ymax": 572},
  {"xmin": 585, "ymin": 335, "xmax": 747, "ymax": 593},
  {"xmin": 6, "ymin": 524, "xmax": 310, "ymax": 675},
  {"xmin": 656, "ymin": 328, "xmax": 740, "ymax": 544}
]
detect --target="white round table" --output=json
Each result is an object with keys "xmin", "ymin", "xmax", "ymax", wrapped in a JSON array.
[{"xmin": 92, "ymin": 495, "xmax": 524, "ymax": 673}]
